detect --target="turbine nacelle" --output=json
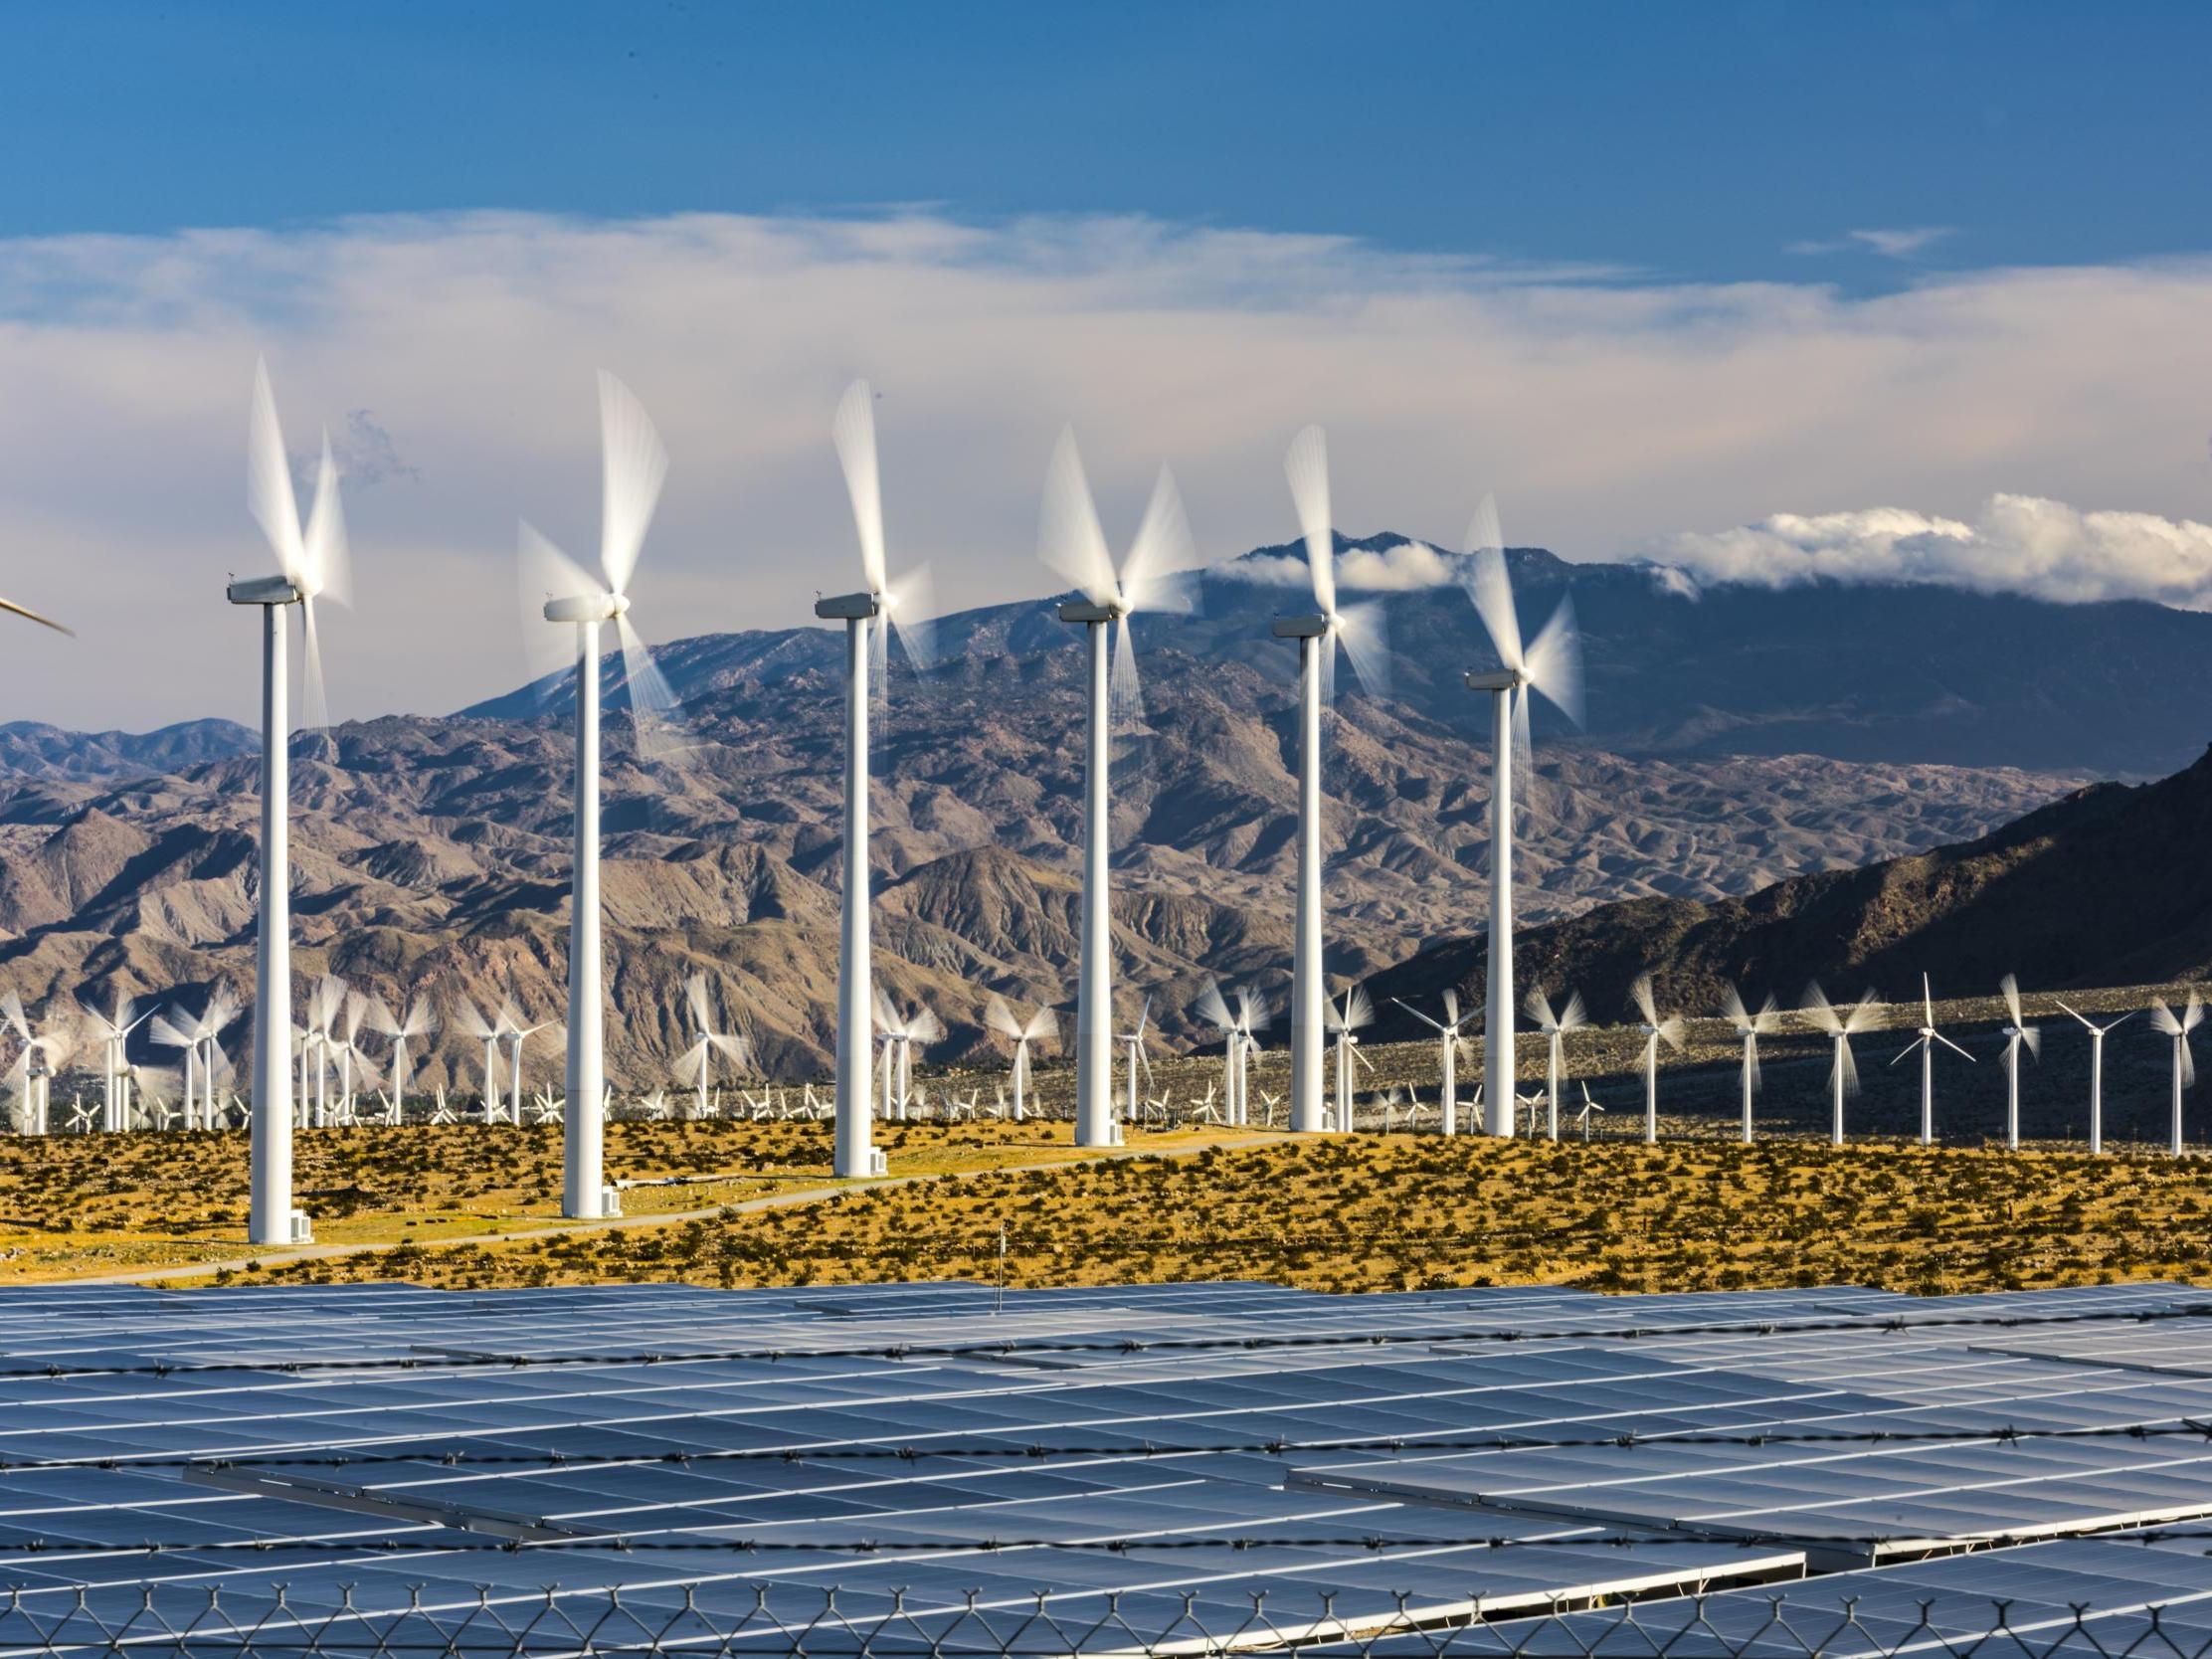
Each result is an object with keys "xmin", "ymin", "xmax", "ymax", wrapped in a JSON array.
[
  {"xmin": 1271, "ymin": 614, "xmax": 1332, "ymax": 641},
  {"xmin": 1464, "ymin": 667, "xmax": 1526, "ymax": 693},
  {"xmin": 1058, "ymin": 598, "xmax": 1124, "ymax": 625},
  {"xmin": 542, "ymin": 592, "xmax": 629, "ymax": 625},
  {"xmin": 227, "ymin": 575, "xmax": 303, "ymax": 607},
  {"xmin": 815, "ymin": 591, "xmax": 883, "ymax": 622}
]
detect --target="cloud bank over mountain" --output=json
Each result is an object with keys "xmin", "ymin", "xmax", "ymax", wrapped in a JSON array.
[
  {"xmin": 1647, "ymin": 495, "xmax": 2212, "ymax": 610},
  {"xmin": 4, "ymin": 209, "xmax": 2212, "ymax": 728}
]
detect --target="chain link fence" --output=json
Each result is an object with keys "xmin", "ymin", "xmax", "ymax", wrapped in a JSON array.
[{"xmin": 0, "ymin": 1583, "xmax": 2204, "ymax": 1657}]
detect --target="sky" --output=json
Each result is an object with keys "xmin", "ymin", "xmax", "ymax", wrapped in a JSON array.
[{"xmin": 3, "ymin": 1, "xmax": 2212, "ymax": 729}]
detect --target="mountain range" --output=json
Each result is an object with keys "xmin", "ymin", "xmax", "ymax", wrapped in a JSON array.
[{"xmin": 4, "ymin": 534, "xmax": 2190, "ymax": 1084}]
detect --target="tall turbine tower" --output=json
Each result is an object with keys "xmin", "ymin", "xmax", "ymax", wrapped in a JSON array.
[
  {"xmin": 1525, "ymin": 987, "xmax": 1585, "ymax": 1141},
  {"xmin": 2151, "ymin": 994, "xmax": 2202, "ymax": 1158},
  {"xmin": 1890, "ymin": 975, "xmax": 1971, "ymax": 1147},
  {"xmin": 1720, "ymin": 986, "xmax": 1780, "ymax": 1145},
  {"xmin": 1463, "ymin": 499, "xmax": 1582, "ymax": 1136},
  {"xmin": 229, "ymin": 358, "xmax": 347, "ymax": 1246},
  {"xmin": 1628, "ymin": 974, "xmax": 1685, "ymax": 1143},
  {"xmin": 1037, "ymin": 429, "xmax": 1192, "ymax": 1148},
  {"xmin": 1276, "ymin": 429, "xmax": 1388, "ymax": 1135},
  {"xmin": 518, "ymin": 370, "xmax": 683, "ymax": 1218},
  {"xmin": 2055, "ymin": 1000, "xmax": 2136, "ymax": 1154},
  {"xmin": 817, "ymin": 381, "xmax": 932, "ymax": 1178}
]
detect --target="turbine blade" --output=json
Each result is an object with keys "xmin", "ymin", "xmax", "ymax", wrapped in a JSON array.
[
  {"xmin": 1801, "ymin": 979, "xmax": 1841, "ymax": 1034},
  {"xmin": 614, "ymin": 614, "xmax": 691, "ymax": 767},
  {"xmin": 2152, "ymin": 1000, "xmax": 2182, "ymax": 1037},
  {"xmin": 2184, "ymin": 1035, "xmax": 2197, "ymax": 1091},
  {"xmin": 597, "ymin": 369, "xmax": 667, "ymax": 597},
  {"xmin": 1392, "ymin": 999, "xmax": 1445, "ymax": 1034},
  {"xmin": 0, "ymin": 596, "xmax": 73, "ymax": 637},
  {"xmin": 1523, "ymin": 987, "xmax": 1556, "ymax": 1030},
  {"xmin": 985, "ymin": 994, "xmax": 1022, "ymax": 1040},
  {"xmin": 296, "ymin": 596, "xmax": 329, "ymax": 734},
  {"xmin": 1335, "ymin": 600, "xmax": 1391, "ymax": 700},
  {"xmin": 302, "ymin": 430, "xmax": 350, "ymax": 608},
  {"xmin": 1284, "ymin": 425, "xmax": 1333, "ymax": 617},
  {"xmin": 2000, "ymin": 972, "xmax": 2024, "ymax": 1028},
  {"xmin": 1522, "ymin": 592, "xmax": 1582, "ymax": 725},
  {"xmin": 1194, "ymin": 980, "xmax": 1233, "ymax": 1033},
  {"xmin": 1036, "ymin": 426, "xmax": 1116, "ymax": 606},
  {"xmin": 1935, "ymin": 1032, "xmax": 1974, "ymax": 1061},
  {"xmin": 2054, "ymin": 999, "xmax": 2096, "ymax": 1030},
  {"xmin": 1120, "ymin": 465, "xmax": 1197, "ymax": 615},
  {"xmin": 1461, "ymin": 496, "xmax": 1525, "ymax": 672},
  {"xmin": 1442, "ymin": 987, "xmax": 1459, "ymax": 1027},
  {"xmin": 1022, "ymin": 1007, "xmax": 1059, "ymax": 1046},
  {"xmin": 1721, "ymin": 983, "xmax": 1751, "ymax": 1030},
  {"xmin": 1109, "ymin": 612, "xmax": 1144, "ymax": 732},
  {"xmin": 1560, "ymin": 989, "xmax": 1587, "ymax": 1030},
  {"xmin": 1344, "ymin": 984, "xmax": 1374, "ymax": 1030},
  {"xmin": 686, "ymin": 973, "xmax": 714, "ymax": 1035},
  {"xmin": 883, "ymin": 562, "xmax": 937, "ymax": 679},
  {"xmin": 1630, "ymin": 972, "xmax": 1658, "ymax": 1029},
  {"xmin": 828, "ymin": 380, "xmax": 893, "ymax": 598},
  {"xmin": 517, "ymin": 521, "xmax": 601, "ymax": 688},
  {"xmin": 247, "ymin": 357, "xmax": 305, "ymax": 580},
  {"xmin": 2022, "ymin": 1023, "xmax": 2041, "ymax": 1062},
  {"xmin": 1845, "ymin": 992, "xmax": 1885, "ymax": 1035}
]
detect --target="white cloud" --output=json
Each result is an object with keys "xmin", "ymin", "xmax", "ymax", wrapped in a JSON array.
[
  {"xmin": 2, "ymin": 210, "xmax": 2212, "ymax": 728},
  {"xmin": 1647, "ymin": 495, "xmax": 2212, "ymax": 610},
  {"xmin": 1236, "ymin": 540, "xmax": 1460, "ymax": 592},
  {"xmin": 1786, "ymin": 226, "xmax": 1954, "ymax": 259}
]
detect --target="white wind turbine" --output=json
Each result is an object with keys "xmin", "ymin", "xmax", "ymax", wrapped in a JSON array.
[
  {"xmin": 1462, "ymin": 498, "xmax": 1583, "ymax": 1139},
  {"xmin": 1393, "ymin": 992, "xmax": 1474, "ymax": 1136},
  {"xmin": 157, "ymin": 986, "xmax": 239, "ymax": 1131},
  {"xmin": 2055, "ymin": 999, "xmax": 2137, "ymax": 1154},
  {"xmin": 1997, "ymin": 974, "xmax": 2041, "ymax": 1151},
  {"xmin": 457, "ymin": 999, "xmax": 510, "ymax": 1121},
  {"xmin": 368, "ymin": 994, "xmax": 436, "ymax": 1122},
  {"xmin": 1889, "ymin": 975, "xmax": 1972, "ymax": 1147},
  {"xmin": 1720, "ymin": 986, "xmax": 1781, "ymax": 1145},
  {"xmin": 1276, "ymin": 429, "xmax": 1390, "ymax": 1137},
  {"xmin": 818, "ymin": 380, "xmax": 934, "ymax": 1180},
  {"xmin": 873, "ymin": 990, "xmax": 945, "ymax": 1122},
  {"xmin": 300, "ymin": 974, "xmax": 347, "ymax": 1127},
  {"xmin": 1040, "ymin": 430, "xmax": 1193, "ymax": 1149},
  {"xmin": 1195, "ymin": 982, "xmax": 1268, "ymax": 1127},
  {"xmin": 1117, "ymin": 996, "xmax": 1156, "ymax": 1127},
  {"xmin": 519, "ymin": 370, "xmax": 685, "ymax": 1219},
  {"xmin": 1525, "ymin": 987, "xmax": 1586, "ymax": 1142},
  {"xmin": 504, "ymin": 1008, "xmax": 558, "ymax": 1129},
  {"xmin": 1803, "ymin": 983, "xmax": 1883, "ymax": 1145},
  {"xmin": 2150, "ymin": 994, "xmax": 2203, "ymax": 1158},
  {"xmin": 2, "ymin": 997, "xmax": 70, "ymax": 1137},
  {"xmin": 1574, "ymin": 1081, "xmax": 1607, "ymax": 1142},
  {"xmin": 228, "ymin": 358, "xmax": 348, "ymax": 1245},
  {"xmin": 1230, "ymin": 986, "xmax": 1270, "ymax": 1129},
  {"xmin": 1325, "ymin": 984, "xmax": 1375, "ymax": 1134},
  {"xmin": 84, "ymin": 994, "xmax": 153, "ymax": 1134},
  {"xmin": 335, "ymin": 991, "xmax": 369, "ymax": 1120},
  {"xmin": 675, "ymin": 973, "xmax": 749, "ymax": 1121},
  {"xmin": 1628, "ymin": 974, "xmax": 1685, "ymax": 1144},
  {"xmin": 986, "ymin": 996, "xmax": 1058, "ymax": 1123}
]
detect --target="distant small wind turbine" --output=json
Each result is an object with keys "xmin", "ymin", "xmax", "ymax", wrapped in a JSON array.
[
  {"xmin": 1276, "ymin": 428, "xmax": 1389, "ymax": 1136},
  {"xmin": 1040, "ymin": 428, "xmax": 1192, "ymax": 1149},
  {"xmin": 1524, "ymin": 986, "xmax": 1585, "ymax": 1142},
  {"xmin": 1325, "ymin": 985, "xmax": 1375, "ymax": 1134},
  {"xmin": 1628, "ymin": 973, "xmax": 1685, "ymax": 1144},
  {"xmin": 1116, "ymin": 996, "xmax": 1155, "ymax": 1127},
  {"xmin": 1803, "ymin": 982, "xmax": 1882, "ymax": 1145},
  {"xmin": 1463, "ymin": 494, "xmax": 1582, "ymax": 1137},
  {"xmin": 2150, "ymin": 993, "xmax": 2203, "ymax": 1158},
  {"xmin": 457, "ymin": 999, "xmax": 510, "ymax": 1122},
  {"xmin": 1890, "ymin": 975, "xmax": 1971, "ymax": 1147},
  {"xmin": 675, "ymin": 973, "xmax": 748, "ymax": 1121},
  {"xmin": 1720, "ymin": 986, "xmax": 1780, "ymax": 1145},
  {"xmin": 368, "ymin": 994, "xmax": 437, "ymax": 1120},
  {"xmin": 1997, "ymin": 974, "xmax": 2041, "ymax": 1151},
  {"xmin": 83, "ymin": 994, "xmax": 153, "ymax": 1135},
  {"xmin": 1574, "ymin": 1081, "xmax": 1607, "ymax": 1142},
  {"xmin": 1393, "ymin": 992, "xmax": 1474, "ymax": 1136},
  {"xmin": 2055, "ymin": 998, "xmax": 2136, "ymax": 1154},
  {"xmin": 986, "ymin": 995, "xmax": 1058, "ymax": 1123}
]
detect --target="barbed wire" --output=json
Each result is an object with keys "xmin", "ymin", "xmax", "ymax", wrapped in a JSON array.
[
  {"xmin": 25, "ymin": 1414, "xmax": 2212, "ymax": 1475},
  {"xmin": 4, "ymin": 1296, "xmax": 2204, "ymax": 1381}
]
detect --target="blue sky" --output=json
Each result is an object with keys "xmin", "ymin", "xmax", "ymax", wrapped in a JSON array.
[
  {"xmin": 5, "ymin": 3, "xmax": 2212, "ymax": 730},
  {"xmin": 7, "ymin": 1, "xmax": 2208, "ymax": 285}
]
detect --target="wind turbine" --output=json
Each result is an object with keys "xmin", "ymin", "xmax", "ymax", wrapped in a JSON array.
[
  {"xmin": 1195, "ymin": 981, "xmax": 1267, "ymax": 1127},
  {"xmin": 301, "ymin": 974, "xmax": 348, "ymax": 1127},
  {"xmin": 1889, "ymin": 975, "xmax": 1972, "ymax": 1147},
  {"xmin": 986, "ymin": 995, "xmax": 1058, "ymax": 1123},
  {"xmin": 872, "ymin": 990, "xmax": 944, "ymax": 1122},
  {"xmin": 816, "ymin": 381, "xmax": 934, "ymax": 1178},
  {"xmin": 228, "ymin": 358, "xmax": 347, "ymax": 1245},
  {"xmin": 1039, "ymin": 429, "xmax": 1193, "ymax": 1149},
  {"xmin": 519, "ymin": 370, "xmax": 684, "ymax": 1219},
  {"xmin": 1116, "ymin": 996, "xmax": 1155, "ymax": 1127},
  {"xmin": 458, "ymin": 999, "xmax": 510, "ymax": 1121},
  {"xmin": 84, "ymin": 994, "xmax": 153, "ymax": 1134},
  {"xmin": 1803, "ymin": 983, "xmax": 1882, "ymax": 1145},
  {"xmin": 505, "ymin": 1008, "xmax": 558, "ymax": 1129},
  {"xmin": 1230, "ymin": 986, "xmax": 1270, "ymax": 1128},
  {"xmin": 2, "ymin": 997, "xmax": 70, "ymax": 1136},
  {"xmin": 1720, "ymin": 986, "xmax": 1780, "ymax": 1145},
  {"xmin": 368, "ymin": 994, "xmax": 436, "ymax": 1122},
  {"xmin": 2056, "ymin": 999, "xmax": 2137, "ymax": 1154},
  {"xmin": 1275, "ymin": 428, "xmax": 1390, "ymax": 1136},
  {"xmin": 1998, "ymin": 974, "xmax": 2041, "ymax": 1151},
  {"xmin": 1463, "ymin": 496, "xmax": 1583, "ymax": 1138},
  {"xmin": 334, "ymin": 990, "xmax": 369, "ymax": 1120},
  {"xmin": 2150, "ymin": 994, "xmax": 2202, "ymax": 1158},
  {"xmin": 1574, "ymin": 1082, "xmax": 1607, "ymax": 1142},
  {"xmin": 1325, "ymin": 984, "xmax": 1375, "ymax": 1134},
  {"xmin": 675, "ymin": 973, "xmax": 749, "ymax": 1121},
  {"xmin": 1524, "ymin": 987, "xmax": 1585, "ymax": 1142},
  {"xmin": 1393, "ymin": 992, "xmax": 1474, "ymax": 1136},
  {"xmin": 1628, "ymin": 973, "xmax": 1684, "ymax": 1144}
]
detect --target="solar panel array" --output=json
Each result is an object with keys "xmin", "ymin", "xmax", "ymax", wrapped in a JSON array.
[{"xmin": 0, "ymin": 1279, "xmax": 2208, "ymax": 1651}]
